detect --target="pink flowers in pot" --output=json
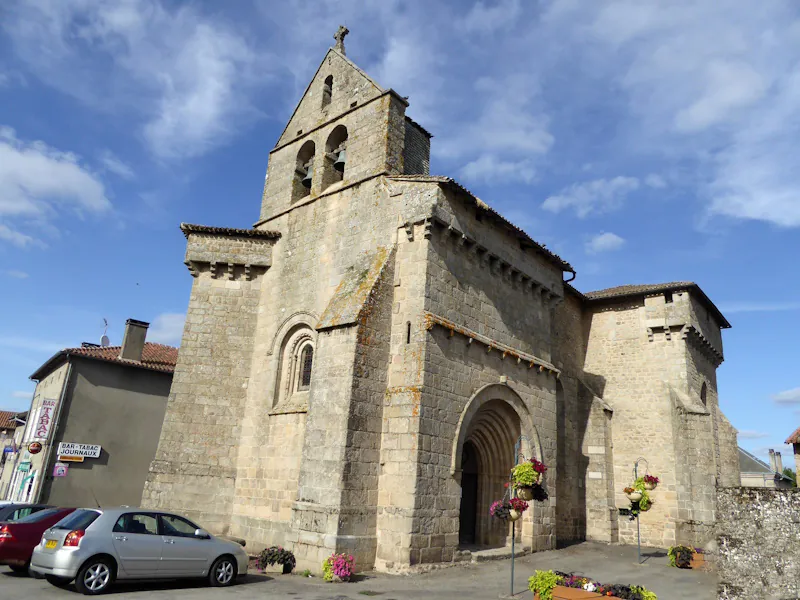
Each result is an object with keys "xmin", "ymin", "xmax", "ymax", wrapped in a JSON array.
[{"xmin": 323, "ymin": 553, "xmax": 356, "ymax": 582}]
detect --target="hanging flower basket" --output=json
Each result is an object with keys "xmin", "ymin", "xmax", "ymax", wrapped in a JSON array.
[
  {"xmin": 624, "ymin": 487, "xmax": 643, "ymax": 502},
  {"xmin": 642, "ymin": 474, "xmax": 660, "ymax": 491},
  {"xmin": 490, "ymin": 500, "xmax": 511, "ymax": 521},
  {"xmin": 508, "ymin": 509, "xmax": 522, "ymax": 522},
  {"xmin": 517, "ymin": 486, "xmax": 534, "ymax": 501}
]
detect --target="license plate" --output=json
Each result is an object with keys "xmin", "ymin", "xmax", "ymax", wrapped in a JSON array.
[{"xmin": 45, "ymin": 540, "xmax": 57, "ymax": 549}]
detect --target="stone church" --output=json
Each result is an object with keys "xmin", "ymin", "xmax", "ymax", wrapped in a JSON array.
[{"xmin": 143, "ymin": 29, "xmax": 741, "ymax": 572}]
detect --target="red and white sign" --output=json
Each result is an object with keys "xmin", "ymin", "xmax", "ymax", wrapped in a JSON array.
[
  {"xmin": 53, "ymin": 462, "xmax": 69, "ymax": 477},
  {"xmin": 34, "ymin": 399, "xmax": 58, "ymax": 440}
]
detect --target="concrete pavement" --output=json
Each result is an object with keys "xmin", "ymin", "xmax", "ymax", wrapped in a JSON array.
[{"xmin": 0, "ymin": 543, "xmax": 716, "ymax": 599}]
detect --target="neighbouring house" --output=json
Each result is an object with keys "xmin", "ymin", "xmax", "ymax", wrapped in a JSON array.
[
  {"xmin": 3, "ymin": 319, "xmax": 177, "ymax": 507},
  {"xmin": 0, "ymin": 411, "xmax": 27, "ymax": 496},
  {"xmin": 739, "ymin": 447, "xmax": 793, "ymax": 489},
  {"xmin": 785, "ymin": 427, "xmax": 800, "ymax": 479},
  {"xmin": 141, "ymin": 28, "xmax": 739, "ymax": 571}
]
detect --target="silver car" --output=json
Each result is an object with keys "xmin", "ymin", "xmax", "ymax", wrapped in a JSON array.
[{"xmin": 30, "ymin": 507, "xmax": 248, "ymax": 595}]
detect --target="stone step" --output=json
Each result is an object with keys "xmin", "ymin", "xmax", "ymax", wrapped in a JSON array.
[{"xmin": 469, "ymin": 545, "xmax": 531, "ymax": 562}]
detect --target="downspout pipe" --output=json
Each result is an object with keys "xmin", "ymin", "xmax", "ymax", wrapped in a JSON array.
[
  {"xmin": 32, "ymin": 362, "xmax": 73, "ymax": 504},
  {"xmin": 564, "ymin": 268, "xmax": 576, "ymax": 283}
]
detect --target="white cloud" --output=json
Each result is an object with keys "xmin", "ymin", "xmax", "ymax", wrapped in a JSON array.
[
  {"xmin": 459, "ymin": 0, "xmax": 522, "ymax": 35},
  {"xmin": 0, "ymin": 337, "xmax": 65, "ymax": 354},
  {"xmin": 4, "ymin": 0, "xmax": 262, "ymax": 160},
  {"xmin": 100, "ymin": 150, "xmax": 135, "ymax": 180},
  {"xmin": 542, "ymin": 177, "xmax": 640, "ymax": 218},
  {"xmin": 0, "ymin": 127, "xmax": 111, "ymax": 246},
  {"xmin": 774, "ymin": 388, "xmax": 800, "ymax": 405},
  {"xmin": 0, "ymin": 224, "xmax": 37, "ymax": 248},
  {"xmin": 644, "ymin": 174, "xmax": 667, "ymax": 189},
  {"xmin": 148, "ymin": 313, "xmax": 185, "ymax": 346},
  {"xmin": 6, "ymin": 270, "xmax": 29, "ymax": 279},
  {"xmin": 720, "ymin": 302, "xmax": 800, "ymax": 314},
  {"xmin": 585, "ymin": 232, "xmax": 625, "ymax": 254},
  {"xmin": 737, "ymin": 430, "xmax": 770, "ymax": 440},
  {"xmin": 460, "ymin": 155, "xmax": 536, "ymax": 185},
  {"xmin": 11, "ymin": 391, "xmax": 32, "ymax": 400},
  {"xmin": 542, "ymin": 1, "xmax": 800, "ymax": 228}
]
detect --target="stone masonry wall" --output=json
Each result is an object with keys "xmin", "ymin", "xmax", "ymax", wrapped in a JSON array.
[
  {"xmin": 143, "ymin": 247, "xmax": 266, "ymax": 534},
  {"xmin": 418, "ymin": 221, "xmax": 560, "ymax": 560},
  {"xmin": 552, "ymin": 292, "xmax": 618, "ymax": 545},
  {"xmin": 717, "ymin": 487, "xmax": 800, "ymax": 600},
  {"xmin": 583, "ymin": 297, "xmax": 683, "ymax": 548}
]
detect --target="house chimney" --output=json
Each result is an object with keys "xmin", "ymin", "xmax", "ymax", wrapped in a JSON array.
[
  {"xmin": 776, "ymin": 451, "xmax": 784, "ymax": 473},
  {"xmin": 769, "ymin": 449, "xmax": 777, "ymax": 473},
  {"xmin": 119, "ymin": 319, "xmax": 149, "ymax": 362}
]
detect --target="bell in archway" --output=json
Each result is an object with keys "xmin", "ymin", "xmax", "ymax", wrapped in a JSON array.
[
  {"xmin": 333, "ymin": 148, "xmax": 346, "ymax": 173},
  {"xmin": 301, "ymin": 161, "xmax": 313, "ymax": 188}
]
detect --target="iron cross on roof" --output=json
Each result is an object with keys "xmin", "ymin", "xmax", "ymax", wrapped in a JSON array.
[{"xmin": 334, "ymin": 25, "xmax": 349, "ymax": 55}]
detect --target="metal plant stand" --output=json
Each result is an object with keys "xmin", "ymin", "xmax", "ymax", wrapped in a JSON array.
[
  {"xmin": 634, "ymin": 457, "xmax": 649, "ymax": 565},
  {"xmin": 509, "ymin": 435, "xmax": 531, "ymax": 597}
]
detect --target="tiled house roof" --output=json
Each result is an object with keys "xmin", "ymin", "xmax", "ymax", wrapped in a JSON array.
[
  {"xmin": 786, "ymin": 427, "xmax": 800, "ymax": 445},
  {"xmin": 31, "ymin": 343, "xmax": 179, "ymax": 381},
  {"xmin": 0, "ymin": 411, "xmax": 17, "ymax": 430}
]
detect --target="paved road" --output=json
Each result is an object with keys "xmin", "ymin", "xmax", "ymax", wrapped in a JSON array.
[{"xmin": 0, "ymin": 543, "xmax": 716, "ymax": 599}]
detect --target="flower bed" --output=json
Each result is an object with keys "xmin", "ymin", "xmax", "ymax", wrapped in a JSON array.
[{"xmin": 529, "ymin": 570, "xmax": 657, "ymax": 600}]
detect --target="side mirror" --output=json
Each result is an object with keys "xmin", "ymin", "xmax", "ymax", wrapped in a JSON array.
[{"xmin": 194, "ymin": 528, "xmax": 210, "ymax": 539}]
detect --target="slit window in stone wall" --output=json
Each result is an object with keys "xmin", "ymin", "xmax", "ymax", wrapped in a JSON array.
[
  {"xmin": 322, "ymin": 75, "xmax": 333, "ymax": 109},
  {"xmin": 292, "ymin": 140, "xmax": 315, "ymax": 203},
  {"xmin": 298, "ymin": 345, "xmax": 314, "ymax": 391},
  {"xmin": 701, "ymin": 382, "xmax": 707, "ymax": 406},
  {"xmin": 322, "ymin": 124, "xmax": 348, "ymax": 189}
]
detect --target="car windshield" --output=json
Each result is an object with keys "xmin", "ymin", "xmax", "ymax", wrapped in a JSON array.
[
  {"xmin": 14, "ymin": 508, "xmax": 65, "ymax": 523},
  {"xmin": 52, "ymin": 509, "xmax": 100, "ymax": 530}
]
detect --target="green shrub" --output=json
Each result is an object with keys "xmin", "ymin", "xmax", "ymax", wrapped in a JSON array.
[{"xmin": 528, "ymin": 570, "xmax": 563, "ymax": 600}]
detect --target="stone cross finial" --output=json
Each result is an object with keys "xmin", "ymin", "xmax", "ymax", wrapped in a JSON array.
[{"xmin": 334, "ymin": 25, "xmax": 349, "ymax": 55}]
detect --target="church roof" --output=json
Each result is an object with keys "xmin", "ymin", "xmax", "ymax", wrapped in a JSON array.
[
  {"xmin": 180, "ymin": 223, "xmax": 281, "ymax": 239},
  {"xmin": 387, "ymin": 175, "xmax": 574, "ymax": 274},
  {"xmin": 584, "ymin": 281, "xmax": 731, "ymax": 329}
]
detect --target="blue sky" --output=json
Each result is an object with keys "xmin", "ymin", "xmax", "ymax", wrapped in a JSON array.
[{"xmin": 1, "ymin": 0, "xmax": 799, "ymax": 465}]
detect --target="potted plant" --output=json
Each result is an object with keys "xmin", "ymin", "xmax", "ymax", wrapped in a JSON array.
[
  {"xmin": 256, "ymin": 546, "xmax": 296, "ymax": 574},
  {"xmin": 642, "ymin": 474, "xmax": 660, "ymax": 490},
  {"xmin": 508, "ymin": 497, "xmax": 529, "ymax": 521},
  {"xmin": 690, "ymin": 547, "xmax": 705, "ymax": 569},
  {"xmin": 511, "ymin": 457, "xmax": 547, "ymax": 500},
  {"xmin": 668, "ymin": 545, "xmax": 694, "ymax": 569},
  {"xmin": 322, "ymin": 552, "xmax": 356, "ymax": 582}
]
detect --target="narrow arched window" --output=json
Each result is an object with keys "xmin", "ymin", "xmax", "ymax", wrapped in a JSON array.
[
  {"xmin": 700, "ymin": 382, "xmax": 707, "ymax": 406},
  {"xmin": 292, "ymin": 140, "xmax": 315, "ymax": 202},
  {"xmin": 322, "ymin": 124, "xmax": 348, "ymax": 189},
  {"xmin": 298, "ymin": 345, "xmax": 313, "ymax": 391},
  {"xmin": 322, "ymin": 75, "xmax": 333, "ymax": 109}
]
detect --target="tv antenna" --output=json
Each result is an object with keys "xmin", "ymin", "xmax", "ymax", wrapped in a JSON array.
[{"xmin": 100, "ymin": 319, "xmax": 110, "ymax": 347}]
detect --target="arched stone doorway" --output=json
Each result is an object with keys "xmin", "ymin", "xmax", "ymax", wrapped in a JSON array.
[{"xmin": 452, "ymin": 385, "xmax": 540, "ymax": 550}]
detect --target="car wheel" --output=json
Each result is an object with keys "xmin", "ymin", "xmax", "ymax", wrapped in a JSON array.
[
  {"xmin": 75, "ymin": 557, "xmax": 115, "ymax": 595},
  {"xmin": 209, "ymin": 555, "xmax": 237, "ymax": 587},
  {"xmin": 9, "ymin": 563, "xmax": 29, "ymax": 574},
  {"xmin": 45, "ymin": 575, "xmax": 72, "ymax": 587}
]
